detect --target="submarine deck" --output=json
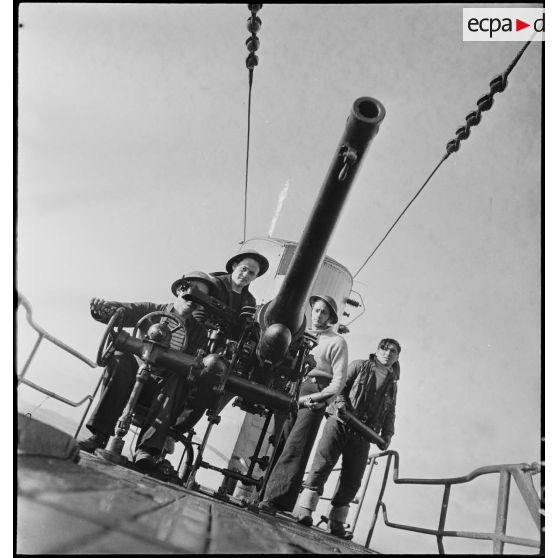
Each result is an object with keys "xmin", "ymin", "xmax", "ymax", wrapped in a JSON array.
[{"xmin": 17, "ymin": 451, "xmax": 378, "ymax": 554}]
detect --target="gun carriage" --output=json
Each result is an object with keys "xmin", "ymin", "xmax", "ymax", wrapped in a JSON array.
[{"xmin": 94, "ymin": 96, "xmax": 386, "ymax": 502}]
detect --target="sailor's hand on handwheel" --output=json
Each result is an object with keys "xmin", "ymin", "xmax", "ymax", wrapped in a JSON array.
[{"xmin": 90, "ymin": 298, "xmax": 118, "ymax": 322}]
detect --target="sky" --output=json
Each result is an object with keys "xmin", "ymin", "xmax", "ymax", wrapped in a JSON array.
[{"xmin": 15, "ymin": 3, "xmax": 544, "ymax": 554}]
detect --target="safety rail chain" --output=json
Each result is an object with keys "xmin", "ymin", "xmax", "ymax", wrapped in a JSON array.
[
  {"xmin": 316, "ymin": 450, "xmax": 542, "ymax": 554},
  {"xmin": 16, "ymin": 293, "xmax": 102, "ymax": 439}
]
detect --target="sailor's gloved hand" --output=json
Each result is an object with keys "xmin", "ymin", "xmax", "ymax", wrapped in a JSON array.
[
  {"xmin": 90, "ymin": 297, "xmax": 119, "ymax": 323},
  {"xmin": 378, "ymin": 435, "xmax": 392, "ymax": 451}
]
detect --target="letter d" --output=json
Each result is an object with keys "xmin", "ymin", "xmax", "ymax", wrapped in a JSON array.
[{"xmin": 534, "ymin": 14, "xmax": 544, "ymax": 33}]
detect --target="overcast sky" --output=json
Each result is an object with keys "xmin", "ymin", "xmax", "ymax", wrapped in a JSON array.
[{"xmin": 16, "ymin": 3, "xmax": 544, "ymax": 553}]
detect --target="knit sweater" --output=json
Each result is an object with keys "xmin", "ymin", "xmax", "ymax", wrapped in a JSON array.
[{"xmin": 306, "ymin": 325, "xmax": 348, "ymax": 403}]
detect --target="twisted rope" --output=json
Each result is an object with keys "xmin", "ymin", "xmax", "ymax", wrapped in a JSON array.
[
  {"xmin": 353, "ymin": 38, "xmax": 535, "ymax": 279},
  {"xmin": 445, "ymin": 38, "xmax": 533, "ymax": 155}
]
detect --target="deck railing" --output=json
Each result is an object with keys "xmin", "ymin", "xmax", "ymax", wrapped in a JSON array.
[
  {"xmin": 317, "ymin": 449, "xmax": 542, "ymax": 554},
  {"xmin": 16, "ymin": 293, "xmax": 103, "ymax": 439},
  {"xmin": 17, "ymin": 295, "xmax": 543, "ymax": 553}
]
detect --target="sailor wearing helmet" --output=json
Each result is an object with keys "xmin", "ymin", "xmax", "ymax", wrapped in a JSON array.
[
  {"xmin": 172, "ymin": 248, "xmax": 270, "ymax": 433},
  {"xmin": 210, "ymin": 248, "xmax": 269, "ymax": 316},
  {"xmin": 259, "ymin": 294, "xmax": 348, "ymax": 515},
  {"xmin": 79, "ymin": 271, "xmax": 216, "ymax": 471}
]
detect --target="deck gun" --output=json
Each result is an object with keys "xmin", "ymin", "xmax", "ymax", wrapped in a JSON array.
[{"xmin": 94, "ymin": 96, "xmax": 386, "ymax": 496}]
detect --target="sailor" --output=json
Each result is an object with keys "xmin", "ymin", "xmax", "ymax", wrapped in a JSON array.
[
  {"xmin": 172, "ymin": 249, "xmax": 269, "ymax": 432},
  {"xmin": 293, "ymin": 338, "xmax": 401, "ymax": 539},
  {"xmin": 210, "ymin": 248, "xmax": 269, "ymax": 316},
  {"xmin": 78, "ymin": 271, "xmax": 216, "ymax": 471},
  {"xmin": 258, "ymin": 294, "xmax": 348, "ymax": 515}
]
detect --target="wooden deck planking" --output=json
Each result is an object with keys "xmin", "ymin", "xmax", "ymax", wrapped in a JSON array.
[
  {"xmin": 133, "ymin": 497, "xmax": 212, "ymax": 553},
  {"xmin": 17, "ymin": 496, "xmax": 106, "ymax": 554},
  {"xmin": 17, "ymin": 452, "xmax": 378, "ymax": 554}
]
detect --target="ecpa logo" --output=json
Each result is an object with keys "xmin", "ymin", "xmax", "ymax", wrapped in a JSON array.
[{"xmin": 463, "ymin": 8, "xmax": 544, "ymax": 41}]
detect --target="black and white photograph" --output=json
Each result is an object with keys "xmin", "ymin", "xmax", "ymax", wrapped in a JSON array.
[{"xmin": 16, "ymin": 3, "xmax": 543, "ymax": 554}]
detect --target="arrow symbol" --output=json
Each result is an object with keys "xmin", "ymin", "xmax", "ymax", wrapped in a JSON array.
[{"xmin": 516, "ymin": 19, "xmax": 530, "ymax": 32}]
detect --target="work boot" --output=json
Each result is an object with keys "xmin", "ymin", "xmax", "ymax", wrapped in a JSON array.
[
  {"xmin": 296, "ymin": 513, "xmax": 313, "ymax": 527},
  {"xmin": 327, "ymin": 504, "xmax": 353, "ymax": 540},
  {"xmin": 258, "ymin": 499, "xmax": 279, "ymax": 516},
  {"xmin": 134, "ymin": 448, "xmax": 158, "ymax": 472},
  {"xmin": 328, "ymin": 519, "xmax": 353, "ymax": 540},
  {"xmin": 293, "ymin": 488, "xmax": 320, "ymax": 527},
  {"xmin": 78, "ymin": 433, "xmax": 109, "ymax": 453}
]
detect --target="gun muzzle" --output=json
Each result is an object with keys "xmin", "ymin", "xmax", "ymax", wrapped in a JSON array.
[{"xmin": 257, "ymin": 97, "xmax": 386, "ymax": 364}]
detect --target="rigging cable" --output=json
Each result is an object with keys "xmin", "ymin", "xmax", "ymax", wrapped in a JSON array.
[
  {"xmin": 243, "ymin": 4, "xmax": 263, "ymax": 243},
  {"xmin": 353, "ymin": 37, "xmax": 536, "ymax": 279}
]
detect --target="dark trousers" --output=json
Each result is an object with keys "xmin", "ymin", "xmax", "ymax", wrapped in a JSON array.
[
  {"xmin": 262, "ymin": 378, "xmax": 327, "ymax": 511},
  {"xmin": 303, "ymin": 416, "xmax": 370, "ymax": 507},
  {"xmin": 86, "ymin": 352, "xmax": 189, "ymax": 452}
]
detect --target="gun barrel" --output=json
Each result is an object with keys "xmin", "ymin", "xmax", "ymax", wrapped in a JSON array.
[
  {"xmin": 225, "ymin": 375, "xmax": 295, "ymax": 413},
  {"xmin": 262, "ymin": 97, "xmax": 385, "ymax": 336}
]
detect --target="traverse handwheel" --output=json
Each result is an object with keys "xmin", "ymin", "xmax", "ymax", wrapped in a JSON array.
[
  {"xmin": 96, "ymin": 307, "xmax": 125, "ymax": 366},
  {"xmin": 132, "ymin": 311, "xmax": 188, "ymax": 352}
]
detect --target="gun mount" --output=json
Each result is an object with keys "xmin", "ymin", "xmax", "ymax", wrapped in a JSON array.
[{"xmin": 94, "ymin": 96, "xmax": 385, "ymax": 499}]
